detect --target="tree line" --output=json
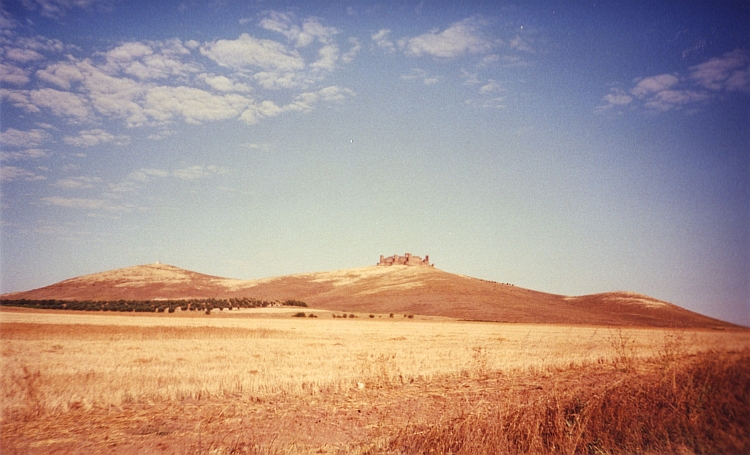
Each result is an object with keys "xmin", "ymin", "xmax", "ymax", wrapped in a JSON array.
[{"xmin": 0, "ymin": 297, "xmax": 307, "ymax": 313}]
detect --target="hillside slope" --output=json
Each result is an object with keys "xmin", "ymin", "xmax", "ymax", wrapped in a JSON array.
[{"xmin": 1, "ymin": 263, "xmax": 739, "ymax": 328}]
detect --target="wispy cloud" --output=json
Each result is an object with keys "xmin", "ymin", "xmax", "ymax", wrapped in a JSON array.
[
  {"xmin": 259, "ymin": 12, "xmax": 338, "ymax": 48},
  {"xmin": 0, "ymin": 63, "xmax": 30, "ymax": 85},
  {"xmin": 40, "ymin": 196, "xmax": 124, "ymax": 210},
  {"xmin": 172, "ymin": 165, "xmax": 229, "ymax": 180},
  {"xmin": 401, "ymin": 68, "xmax": 440, "ymax": 85},
  {"xmin": 597, "ymin": 49, "xmax": 750, "ymax": 112},
  {"xmin": 1, "ymin": 148, "xmax": 49, "ymax": 161},
  {"xmin": 372, "ymin": 29, "xmax": 395, "ymax": 53},
  {"xmin": 19, "ymin": 0, "xmax": 114, "ymax": 19},
  {"xmin": 0, "ymin": 165, "xmax": 47, "ymax": 182},
  {"xmin": 53, "ymin": 176, "xmax": 102, "ymax": 189},
  {"xmin": 63, "ymin": 129, "xmax": 130, "ymax": 147},
  {"xmin": 402, "ymin": 17, "xmax": 493, "ymax": 58},
  {"xmin": 689, "ymin": 49, "xmax": 750, "ymax": 93},
  {"xmin": 0, "ymin": 128, "xmax": 49, "ymax": 148},
  {"xmin": 342, "ymin": 38, "xmax": 361, "ymax": 63},
  {"xmin": 595, "ymin": 87, "xmax": 633, "ymax": 112},
  {"xmin": 631, "ymin": 74, "xmax": 679, "ymax": 98}
]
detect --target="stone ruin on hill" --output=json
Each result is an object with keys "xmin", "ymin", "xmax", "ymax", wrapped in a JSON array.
[{"xmin": 377, "ymin": 253, "xmax": 433, "ymax": 267}]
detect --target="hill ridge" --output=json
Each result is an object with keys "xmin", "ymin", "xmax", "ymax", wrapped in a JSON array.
[{"xmin": 1, "ymin": 263, "xmax": 741, "ymax": 329}]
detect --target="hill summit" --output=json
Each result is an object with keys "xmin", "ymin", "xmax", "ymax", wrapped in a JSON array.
[{"xmin": 1, "ymin": 262, "xmax": 740, "ymax": 329}]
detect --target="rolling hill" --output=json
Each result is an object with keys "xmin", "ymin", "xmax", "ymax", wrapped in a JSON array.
[{"xmin": 1, "ymin": 262, "xmax": 739, "ymax": 328}]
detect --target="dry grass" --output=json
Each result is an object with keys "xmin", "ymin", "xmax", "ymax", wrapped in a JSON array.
[
  {"xmin": 384, "ymin": 350, "xmax": 750, "ymax": 454},
  {"xmin": 1, "ymin": 308, "xmax": 749, "ymax": 454}
]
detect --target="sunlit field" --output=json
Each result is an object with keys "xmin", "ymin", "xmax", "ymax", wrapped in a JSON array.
[{"xmin": 2, "ymin": 308, "xmax": 749, "ymax": 454}]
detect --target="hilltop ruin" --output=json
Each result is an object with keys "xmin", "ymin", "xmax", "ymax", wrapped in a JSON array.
[{"xmin": 378, "ymin": 253, "xmax": 432, "ymax": 267}]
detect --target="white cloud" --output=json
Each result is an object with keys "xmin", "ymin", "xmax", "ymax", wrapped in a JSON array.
[
  {"xmin": 0, "ymin": 63, "xmax": 30, "ymax": 85},
  {"xmin": 596, "ymin": 87, "xmax": 633, "ymax": 112},
  {"xmin": 101, "ymin": 40, "xmax": 198, "ymax": 81},
  {"xmin": 142, "ymin": 86, "xmax": 251, "ymax": 124},
  {"xmin": 311, "ymin": 44, "xmax": 339, "ymax": 71},
  {"xmin": 689, "ymin": 49, "xmax": 750, "ymax": 93},
  {"xmin": 2, "ymin": 30, "xmax": 354, "ymax": 133},
  {"xmin": 372, "ymin": 29, "xmax": 395, "ymax": 53},
  {"xmin": 401, "ymin": 68, "xmax": 440, "ymax": 85},
  {"xmin": 127, "ymin": 168, "xmax": 169, "ymax": 182},
  {"xmin": 479, "ymin": 79, "xmax": 503, "ymax": 93},
  {"xmin": 631, "ymin": 74, "xmax": 679, "ymax": 98},
  {"xmin": 53, "ymin": 176, "xmax": 102, "ymax": 189},
  {"xmin": 285, "ymin": 85, "xmax": 354, "ymax": 111},
  {"xmin": 0, "ymin": 128, "xmax": 49, "ymax": 148},
  {"xmin": 200, "ymin": 34, "xmax": 304, "ymax": 73},
  {"xmin": 19, "ymin": 0, "xmax": 112, "ymax": 18},
  {"xmin": 172, "ymin": 165, "xmax": 229, "ymax": 180},
  {"xmin": 63, "ymin": 128, "xmax": 130, "ymax": 147},
  {"xmin": 0, "ymin": 165, "xmax": 47, "ymax": 182},
  {"xmin": 4, "ymin": 47, "xmax": 44, "ymax": 63},
  {"xmin": 342, "ymin": 38, "xmax": 361, "ymax": 63},
  {"xmin": 36, "ymin": 62, "xmax": 85, "ymax": 89},
  {"xmin": 29, "ymin": 88, "xmax": 91, "ymax": 120},
  {"xmin": 40, "ymin": 196, "xmax": 117, "ymax": 210},
  {"xmin": 259, "ymin": 12, "xmax": 338, "ymax": 47},
  {"xmin": 104, "ymin": 41, "xmax": 153, "ymax": 63},
  {"xmin": 403, "ymin": 17, "xmax": 492, "ymax": 58},
  {"xmin": 643, "ymin": 89, "xmax": 710, "ymax": 112},
  {"xmin": 252, "ymin": 71, "xmax": 304, "ymax": 90},
  {"xmin": 197, "ymin": 73, "xmax": 252, "ymax": 92},
  {"xmin": 316, "ymin": 85, "xmax": 355, "ymax": 101},
  {"xmin": 509, "ymin": 36, "xmax": 534, "ymax": 53},
  {"xmin": 11, "ymin": 36, "xmax": 65, "ymax": 54},
  {"xmin": 0, "ymin": 9, "xmax": 18, "ymax": 35},
  {"xmin": 75, "ymin": 60, "xmax": 150, "ymax": 127},
  {"xmin": 465, "ymin": 96, "xmax": 505, "ymax": 109},
  {"xmin": 239, "ymin": 100, "xmax": 283, "ymax": 125},
  {"xmin": 1, "ymin": 148, "xmax": 49, "ymax": 160},
  {"xmin": 461, "ymin": 69, "xmax": 480, "ymax": 85},
  {"xmin": 109, "ymin": 167, "xmax": 169, "ymax": 193},
  {"xmin": 0, "ymin": 89, "xmax": 39, "ymax": 113},
  {"xmin": 239, "ymin": 85, "xmax": 354, "ymax": 125},
  {"xmin": 602, "ymin": 51, "xmax": 749, "ymax": 113}
]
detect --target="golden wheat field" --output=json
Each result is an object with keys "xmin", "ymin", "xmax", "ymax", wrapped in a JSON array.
[{"xmin": 2, "ymin": 307, "xmax": 749, "ymax": 454}]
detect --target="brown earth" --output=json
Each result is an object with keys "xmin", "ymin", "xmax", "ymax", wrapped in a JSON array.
[{"xmin": 1, "ymin": 263, "xmax": 739, "ymax": 328}]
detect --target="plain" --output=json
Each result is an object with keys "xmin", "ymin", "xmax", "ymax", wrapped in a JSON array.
[{"xmin": 2, "ymin": 307, "xmax": 749, "ymax": 454}]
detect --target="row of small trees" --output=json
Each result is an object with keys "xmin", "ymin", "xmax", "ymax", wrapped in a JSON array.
[{"xmin": 0, "ymin": 297, "xmax": 306, "ymax": 313}]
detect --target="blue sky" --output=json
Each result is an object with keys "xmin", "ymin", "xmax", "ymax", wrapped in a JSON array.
[{"xmin": 1, "ymin": 0, "xmax": 748, "ymax": 325}]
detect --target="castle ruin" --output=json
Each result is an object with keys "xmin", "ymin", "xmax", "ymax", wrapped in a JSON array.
[{"xmin": 377, "ymin": 253, "xmax": 432, "ymax": 267}]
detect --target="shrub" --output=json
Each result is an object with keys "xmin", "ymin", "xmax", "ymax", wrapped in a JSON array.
[
  {"xmin": 348, "ymin": 314, "xmax": 355, "ymax": 318},
  {"xmin": 292, "ymin": 312, "xmax": 307, "ymax": 318},
  {"xmin": 369, "ymin": 314, "xmax": 375, "ymax": 318}
]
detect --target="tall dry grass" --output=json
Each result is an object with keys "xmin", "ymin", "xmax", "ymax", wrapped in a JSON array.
[{"xmin": 384, "ymin": 350, "xmax": 750, "ymax": 455}]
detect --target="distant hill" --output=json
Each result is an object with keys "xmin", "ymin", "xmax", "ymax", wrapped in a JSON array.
[{"xmin": 1, "ymin": 263, "xmax": 740, "ymax": 329}]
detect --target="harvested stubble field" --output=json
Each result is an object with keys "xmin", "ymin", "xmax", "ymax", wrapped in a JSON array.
[{"xmin": 1, "ymin": 308, "xmax": 749, "ymax": 454}]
